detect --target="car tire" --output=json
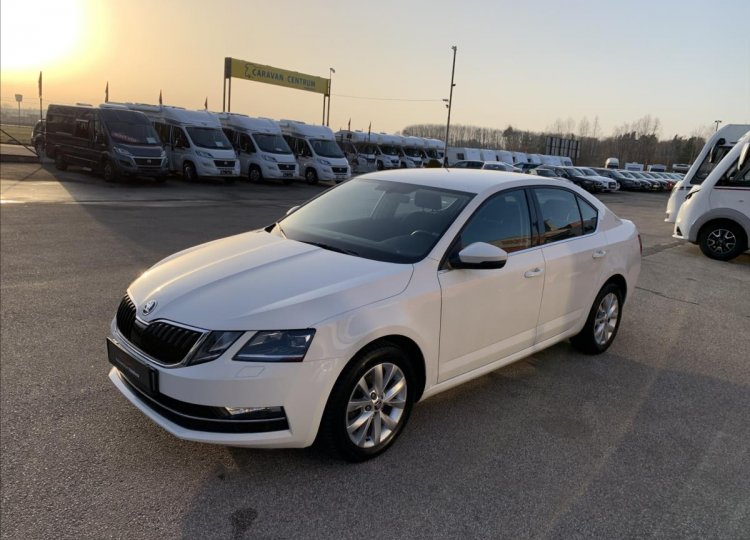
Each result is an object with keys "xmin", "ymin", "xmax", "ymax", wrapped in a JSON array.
[
  {"xmin": 376, "ymin": 161, "xmax": 384, "ymax": 171},
  {"xmin": 35, "ymin": 142, "xmax": 45, "ymax": 162},
  {"xmin": 183, "ymin": 161, "xmax": 197, "ymax": 182},
  {"xmin": 570, "ymin": 282, "xmax": 623, "ymax": 355},
  {"xmin": 305, "ymin": 168, "xmax": 318, "ymax": 185},
  {"xmin": 698, "ymin": 220, "xmax": 746, "ymax": 261},
  {"xmin": 248, "ymin": 165, "xmax": 262, "ymax": 183},
  {"xmin": 54, "ymin": 152, "xmax": 67, "ymax": 171},
  {"xmin": 318, "ymin": 342, "xmax": 416, "ymax": 462},
  {"xmin": 102, "ymin": 159, "xmax": 117, "ymax": 183}
]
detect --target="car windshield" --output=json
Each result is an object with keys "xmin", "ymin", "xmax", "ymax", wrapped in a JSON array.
[
  {"xmin": 404, "ymin": 147, "xmax": 422, "ymax": 157},
  {"xmin": 276, "ymin": 178, "xmax": 473, "ymax": 264},
  {"xmin": 568, "ymin": 168, "xmax": 586, "ymax": 176},
  {"xmin": 107, "ymin": 121, "xmax": 161, "ymax": 145},
  {"xmin": 379, "ymin": 145, "xmax": 399, "ymax": 155},
  {"xmin": 580, "ymin": 168, "xmax": 598, "ymax": 176},
  {"xmin": 311, "ymin": 139, "xmax": 345, "ymax": 158},
  {"xmin": 186, "ymin": 127, "xmax": 232, "ymax": 149},
  {"xmin": 425, "ymin": 149, "xmax": 439, "ymax": 158},
  {"xmin": 254, "ymin": 133, "xmax": 292, "ymax": 154}
]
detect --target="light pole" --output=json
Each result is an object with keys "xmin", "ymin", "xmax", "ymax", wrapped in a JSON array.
[
  {"xmin": 444, "ymin": 46, "xmax": 457, "ymax": 167},
  {"xmin": 714, "ymin": 120, "xmax": 722, "ymax": 132},
  {"xmin": 327, "ymin": 67, "xmax": 335, "ymax": 127},
  {"xmin": 15, "ymin": 94, "xmax": 23, "ymax": 126}
]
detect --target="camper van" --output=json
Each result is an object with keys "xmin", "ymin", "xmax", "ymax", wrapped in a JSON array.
[
  {"xmin": 421, "ymin": 138, "xmax": 445, "ymax": 166},
  {"xmin": 398, "ymin": 136, "xmax": 424, "ymax": 168},
  {"xmin": 122, "ymin": 104, "xmax": 239, "ymax": 181},
  {"xmin": 673, "ymin": 130, "xmax": 750, "ymax": 260},
  {"xmin": 280, "ymin": 120, "xmax": 350, "ymax": 184},
  {"xmin": 372, "ymin": 133, "xmax": 402, "ymax": 170},
  {"xmin": 335, "ymin": 130, "xmax": 377, "ymax": 174},
  {"xmin": 665, "ymin": 124, "xmax": 750, "ymax": 223},
  {"xmin": 605, "ymin": 157, "xmax": 620, "ymax": 169},
  {"xmin": 512, "ymin": 151, "xmax": 528, "ymax": 165},
  {"xmin": 446, "ymin": 147, "xmax": 481, "ymax": 166},
  {"xmin": 479, "ymin": 149, "xmax": 497, "ymax": 162},
  {"xmin": 217, "ymin": 113, "xmax": 297, "ymax": 184},
  {"xmin": 45, "ymin": 104, "xmax": 168, "ymax": 182}
]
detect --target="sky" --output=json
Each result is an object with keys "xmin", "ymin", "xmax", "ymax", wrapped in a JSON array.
[{"xmin": 1, "ymin": 0, "xmax": 749, "ymax": 139}]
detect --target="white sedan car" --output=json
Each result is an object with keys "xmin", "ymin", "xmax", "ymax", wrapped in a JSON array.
[{"xmin": 108, "ymin": 170, "xmax": 641, "ymax": 461}]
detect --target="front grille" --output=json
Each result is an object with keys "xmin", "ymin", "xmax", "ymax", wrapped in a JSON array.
[
  {"xmin": 116, "ymin": 295, "xmax": 202, "ymax": 365},
  {"xmin": 277, "ymin": 163, "xmax": 295, "ymax": 171},
  {"xmin": 332, "ymin": 166, "xmax": 348, "ymax": 174},
  {"xmin": 609, "ymin": 182, "xmax": 617, "ymax": 189},
  {"xmin": 213, "ymin": 160, "xmax": 235, "ymax": 168},
  {"xmin": 134, "ymin": 157, "xmax": 160, "ymax": 167}
]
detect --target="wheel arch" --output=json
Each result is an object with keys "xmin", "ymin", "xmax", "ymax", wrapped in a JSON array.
[{"xmin": 603, "ymin": 273, "xmax": 628, "ymax": 304}]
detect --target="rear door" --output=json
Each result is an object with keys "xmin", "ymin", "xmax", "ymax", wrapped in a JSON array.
[{"xmin": 531, "ymin": 187, "xmax": 608, "ymax": 343}]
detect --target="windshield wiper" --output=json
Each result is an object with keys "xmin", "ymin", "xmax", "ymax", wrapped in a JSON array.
[{"xmin": 301, "ymin": 240, "xmax": 359, "ymax": 257}]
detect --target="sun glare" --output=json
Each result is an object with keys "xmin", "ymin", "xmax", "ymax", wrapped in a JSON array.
[{"xmin": 0, "ymin": 0, "xmax": 85, "ymax": 72}]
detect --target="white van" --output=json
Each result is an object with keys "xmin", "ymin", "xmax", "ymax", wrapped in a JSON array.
[
  {"xmin": 398, "ymin": 136, "xmax": 424, "ymax": 168},
  {"xmin": 373, "ymin": 133, "xmax": 402, "ymax": 170},
  {"xmin": 124, "ymin": 104, "xmax": 239, "ymax": 181},
  {"xmin": 420, "ymin": 138, "xmax": 445, "ymax": 166},
  {"xmin": 335, "ymin": 130, "xmax": 378, "ymax": 174},
  {"xmin": 605, "ymin": 157, "xmax": 620, "ymax": 169},
  {"xmin": 665, "ymin": 124, "xmax": 750, "ymax": 223},
  {"xmin": 560, "ymin": 156, "xmax": 574, "ymax": 167},
  {"xmin": 541, "ymin": 155, "xmax": 563, "ymax": 166},
  {"xmin": 279, "ymin": 120, "xmax": 351, "ymax": 184},
  {"xmin": 496, "ymin": 150, "xmax": 515, "ymax": 165},
  {"xmin": 647, "ymin": 164, "xmax": 667, "ymax": 173},
  {"xmin": 446, "ymin": 147, "xmax": 481, "ymax": 166},
  {"xmin": 479, "ymin": 149, "xmax": 497, "ymax": 162},
  {"xmin": 512, "ymin": 151, "xmax": 528, "ymax": 165},
  {"xmin": 528, "ymin": 153, "xmax": 542, "ymax": 165},
  {"xmin": 673, "ymin": 130, "xmax": 750, "ymax": 260},
  {"xmin": 217, "ymin": 113, "xmax": 297, "ymax": 184}
]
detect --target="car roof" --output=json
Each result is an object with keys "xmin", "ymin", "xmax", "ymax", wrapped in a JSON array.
[{"xmin": 357, "ymin": 168, "xmax": 578, "ymax": 195}]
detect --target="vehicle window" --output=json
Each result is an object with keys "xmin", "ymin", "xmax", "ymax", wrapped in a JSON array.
[
  {"xmin": 452, "ymin": 161, "xmax": 467, "ymax": 168},
  {"xmin": 457, "ymin": 189, "xmax": 532, "ymax": 253},
  {"xmin": 74, "ymin": 119, "xmax": 90, "ymax": 139},
  {"xmin": 222, "ymin": 128, "xmax": 236, "ymax": 146},
  {"xmin": 466, "ymin": 161, "xmax": 483, "ymax": 169},
  {"xmin": 576, "ymin": 197, "xmax": 598, "ymax": 234},
  {"xmin": 255, "ymin": 133, "xmax": 292, "ymax": 154},
  {"xmin": 278, "ymin": 178, "xmax": 473, "ymax": 264},
  {"xmin": 533, "ymin": 188, "xmax": 583, "ymax": 243},
  {"xmin": 185, "ymin": 127, "xmax": 231, "ymax": 149},
  {"xmin": 299, "ymin": 140, "xmax": 312, "ymax": 157},
  {"xmin": 693, "ymin": 145, "xmax": 731, "ymax": 184},
  {"xmin": 173, "ymin": 127, "xmax": 190, "ymax": 148},
  {"xmin": 239, "ymin": 133, "xmax": 256, "ymax": 153},
  {"xmin": 457, "ymin": 153, "xmax": 465, "ymax": 160},
  {"xmin": 153, "ymin": 122, "xmax": 170, "ymax": 144},
  {"xmin": 716, "ymin": 158, "xmax": 750, "ymax": 187}
]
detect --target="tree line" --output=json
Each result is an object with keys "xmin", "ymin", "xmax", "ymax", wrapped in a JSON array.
[{"xmin": 402, "ymin": 115, "xmax": 712, "ymax": 166}]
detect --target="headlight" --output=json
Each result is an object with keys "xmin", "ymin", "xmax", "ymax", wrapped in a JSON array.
[
  {"xmin": 196, "ymin": 150, "xmax": 213, "ymax": 158},
  {"xmin": 317, "ymin": 158, "xmax": 331, "ymax": 166},
  {"xmin": 262, "ymin": 154, "xmax": 278, "ymax": 163},
  {"xmin": 160, "ymin": 150, "xmax": 167, "ymax": 159},
  {"xmin": 113, "ymin": 146, "xmax": 132, "ymax": 156},
  {"xmin": 233, "ymin": 329, "xmax": 315, "ymax": 363},
  {"xmin": 187, "ymin": 331, "xmax": 243, "ymax": 365}
]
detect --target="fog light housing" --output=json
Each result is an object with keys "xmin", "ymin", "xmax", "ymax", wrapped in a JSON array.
[{"xmin": 224, "ymin": 406, "xmax": 284, "ymax": 419}]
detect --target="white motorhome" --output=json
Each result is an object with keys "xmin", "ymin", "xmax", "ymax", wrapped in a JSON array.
[
  {"xmin": 372, "ymin": 133, "xmax": 402, "ymax": 170},
  {"xmin": 673, "ymin": 130, "xmax": 750, "ymax": 260},
  {"xmin": 527, "ymin": 153, "xmax": 542, "ymax": 165},
  {"xmin": 512, "ymin": 151, "xmax": 528, "ymax": 165},
  {"xmin": 496, "ymin": 150, "xmax": 515, "ymax": 165},
  {"xmin": 541, "ymin": 155, "xmax": 563, "ymax": 166},
  {"xmin": 279, "ymin": 120, "xmax": 351, "ymax": 184},
  {"xmin": 420, "ymin": 138, "xmax": 445, "ymax": 166},
  {"xmin": 335, "ymin": 130, "xmax": 378, "ymax": 174},
  {"xmin": 605, "ymin": 157, "xmax": 620, "ymax": 169},
  {"xmin": 217, "ymin": 113, "xmax": 297, "ymax": 184},
  {"xmin": 398, "ymin": 136, "xmax": 424, "ymax": 168},
  {"xmin": 560, "ymin": 156, "xmax": 574, "ymax": 167},
  {"xmin": 665, "ymin": 124, "xmax": 750, "ymax": 223},
  {"xmin": 446, "ymin": 147, "xmax": 481, "ymax": 166},
  {"xmin": 123, "ymin": 104, "xmax": 240, "ymax": 181}
]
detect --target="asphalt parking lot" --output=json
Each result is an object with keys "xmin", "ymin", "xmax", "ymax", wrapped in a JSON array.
[{"xmin": 1, "ymin": 163, "xmax": 749, "ymax": 540}]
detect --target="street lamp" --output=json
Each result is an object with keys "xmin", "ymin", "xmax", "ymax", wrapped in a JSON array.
[
  {"xmin": 15, "ymin": 94, "xmax": 23, "ymax": 127},
  {"xmin": 714, "ymin": 120, "xmax": 722, "ymax": 132},
  {"xmin": 444, "ymin": 46, "xmax": 457, "ymax": 167},
  {"xmin": 327, "ymin": 67, "xmax": 335, "ymax": 127}
]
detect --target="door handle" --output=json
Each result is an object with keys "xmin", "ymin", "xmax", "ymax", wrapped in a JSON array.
[
  {"xmin": 524, "ymin": 267, "xmax": 544, "ymax": 278},
  {"xmin": 592, "ymin": 249, "xmax": 607, "ymax": 259}
]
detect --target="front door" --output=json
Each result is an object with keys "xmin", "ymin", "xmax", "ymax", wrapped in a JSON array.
[
  {"xmin": 711, "ymin": 156, "xmax": 750, "ymax": 217},
  {"xmin": 438, "ymin": 189, "xmax": 545, "ymax": 382},
  {"xmin": 171, "ymin": 126, "xmax": 191, "ymax": 173}
]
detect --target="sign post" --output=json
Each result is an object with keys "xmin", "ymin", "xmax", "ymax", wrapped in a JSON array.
[{"xmin": 14, "ymin": 94, "xmax": 23, "ymax": 126}]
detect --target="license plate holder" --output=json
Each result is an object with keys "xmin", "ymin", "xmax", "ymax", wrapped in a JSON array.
[
  {"xmin": 107, "ymin": 338, "xmax": 158, "ymax": 396},
  {"xmin": 219, "ymin": 169, "xmax": 233, "ymax": 175}
]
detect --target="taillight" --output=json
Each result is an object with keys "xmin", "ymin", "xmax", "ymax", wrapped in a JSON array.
[{"xmin": 638, "ymin": 234, "xmax": 642, "ymax": 255}]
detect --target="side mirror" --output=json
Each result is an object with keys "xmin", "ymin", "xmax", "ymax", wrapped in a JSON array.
[
  {"xmin": 738, "ymin": 142, "xmax": 749, "ymax": 171},
  {"xmin": 285, "ymin": 205, "xmax": 299, "ymax": 216},
  {"xmin": 450, "ymin": 242, "xmax": 508, "ymax": 270}
]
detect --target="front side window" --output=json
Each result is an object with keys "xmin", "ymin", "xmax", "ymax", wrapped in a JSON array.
[
  {"xmin": 457, "ymin": 189, "xmax": 532, "ymax": 253},
  {"xmin": 74, "ymin": 119, "xmax": 90, "ymax": 139},
  {"xmin": 173, "ymin": 127, "xmax": 190, "ymax": 148},
  {"xmin": 533, "ymin": 188, "xmax": 583, "ymax": 243}
]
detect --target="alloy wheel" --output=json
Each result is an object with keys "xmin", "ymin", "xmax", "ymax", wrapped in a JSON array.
[
  {"xmin": 594, "ymin": 292, "xmax": 619, "ymax": 346},
  {"xmin": 706, "ymin": 229, "xmax": 736, "ymax": 255}
]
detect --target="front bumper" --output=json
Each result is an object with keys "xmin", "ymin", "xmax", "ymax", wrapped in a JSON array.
[
  {"xmin": 195, "ymin": 160, "xmax": 240, "ymax": 179},
  {"xmin": 114, "ymin": 155, "xmax": 169, "ymax": 177},
  {"xmin": 107, "ymin": 327, "xmax": 346, "ymax": 448}
]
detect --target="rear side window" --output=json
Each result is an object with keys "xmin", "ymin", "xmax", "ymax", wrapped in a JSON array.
[
  {"xmin": 533, "ymin": 188, "xmax": 583, "ymax": 243},
  {"xmin": 457, "ymin": 189, "xmax": 532, "ymax": 253},
  {"xmin": 577, "ymin": 197, "xmax": 598, "ymax": 234}
]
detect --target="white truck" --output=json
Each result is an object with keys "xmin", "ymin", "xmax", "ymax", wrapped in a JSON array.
[
  {"xmin": 335, "ymin": 129, "xmax": 378, "ymax": 174},
  {"xmin": 279, "ymin": 120, "xmax": 351, "ymax": 184},
  {"xmin": 673, "ymin": 130, "xmax": 749, "ymax": 260},
  {"xmin": 665, "ymin": 124, "xmax": 750, "ymax": 222},
  {"xmin": 217, "ymin": 113, "xmax": 297, "ymax": 184},
  {"xmin": 121, "ymin": 103, "xmax": 240, "ymax": 181}
]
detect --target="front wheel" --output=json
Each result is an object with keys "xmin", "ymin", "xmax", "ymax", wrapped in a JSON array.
[
  {"xmin": 319, "ymin": 343, "xmax": 415, "ymax": 461},
  {"xmin": 183, "ymin": 161, "xmax": 197, "ymax": 182},
  {"xmin": 248, "ymin": 165, "xmax": 262, "ymax": 183},
  {"xmin": 570, "ymin": 283, "xmax": 623, "ymax": 354},
  {"xmin": 35, "ymin": 142, "xmax": 45, "ymax": 162},
  {"xmin": 102, "ymin": 160, "xmax": 117, "ymax": 183},
  {"xmin": 54, "ymin": 152, "xmax": 67, "ymax": 171},
  {"xmin": 698, "ymin": 221, "xmax": 746, "ymax": 261},
  {"xmin": 305, "ymin": 168, "xmax": 319, "ymax": 185}
]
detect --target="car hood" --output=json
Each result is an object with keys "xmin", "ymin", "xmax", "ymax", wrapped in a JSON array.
[{"xmin": 127, "ymin": 230, "xmax": 414, "ymax": 331}]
